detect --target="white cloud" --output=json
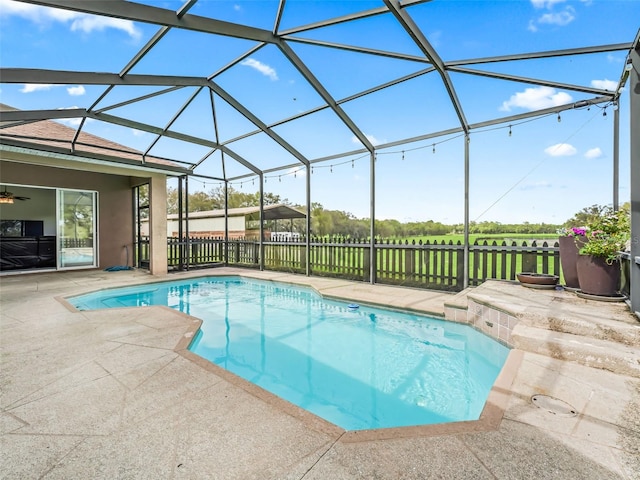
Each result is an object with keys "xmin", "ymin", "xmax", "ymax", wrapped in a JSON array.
[
  {"xmin": 0, "ymin": 0, "xmax": 140, "ymax": 38},
  {"xmin": 544, "ymin": 143, "xmax": 577, "ymax": 156},
  {"xmin": 351, "ymin": 134, "xmax": 383, "ymax": 146},
  {"xmin": 584, "ymin": 147, "xmax": 603, "ymax": 159},
  {"xmin": 500, "ymin": 86, "xmax": 572, "ymax": 112},
  {"xmin": 590, "ymin": 79, "xmax": 617, "ymax": 91},
  {"xmin": 67, "ymin": 85, "xmax": 85, "ymax": 96},
  {"xmin": 529, "ymin": 2, "xmax": 575, "ymax": 31},
  {"xmin": 607, "ymin": 54, "xmax": 623, "ymax": 64},
  {"xmin": 240, "ymin": 58, "xmax": 278, "ymax": 81},
  {"xmin": 20, "ymin": 83, "xmax": 55, "ymax": 93},
  {"xmin": 531, "ymin": 0, "xmax": 566, "ymax": 9},
  {"xmin": 21, "ymin": 83, "xmax": 86, "ymax": 96},
  {"xmin": 132, "ymin": 129, "xmax": 146, "ymax": 137},
  {"xmin": 538, "ymin": 7, "xmax": 575, "ymax": 26},
  {"xmin": 58, "ymin": 118, "xmax": 83, "ymax": 127},
  {"xmin": 70, "ymin": 16, "xmax": 140, "ymax": 38}
]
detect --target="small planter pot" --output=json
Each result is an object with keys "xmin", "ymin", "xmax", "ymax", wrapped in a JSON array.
[
  {"xmin": 517, "ymin": 272, "xmax": 559, "ymax": 289},
  {"xmin": 575, "ymin": 255, "xmax": 621, "ymax": 297}
]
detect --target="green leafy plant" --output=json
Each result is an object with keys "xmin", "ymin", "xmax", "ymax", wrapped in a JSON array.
[{"xmin": 579, "ymin": 205, "xmax": 630, "ymax": 264}]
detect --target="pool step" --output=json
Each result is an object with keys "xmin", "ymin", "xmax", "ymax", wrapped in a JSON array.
[
  {"xmin": 511, "ymin": 324, "xmax": 640, "ymax": 379},
  {"xmin": 522, "ymin": 308, "xmax": 640, "ymax": 347}
]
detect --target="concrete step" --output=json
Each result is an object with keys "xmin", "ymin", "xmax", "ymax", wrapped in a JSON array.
[
  {"xmin": 522, "ymin": 305, "xmax": 640, "ymax": 347},
  {"xmin": 511, "ymin": 324, "xmax": 640, "ymax": 379}
]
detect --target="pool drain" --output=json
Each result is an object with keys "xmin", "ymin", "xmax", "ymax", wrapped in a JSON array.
[{"xmin": 531, "ymin": 394, "xmax": 578, "ymax": 417}]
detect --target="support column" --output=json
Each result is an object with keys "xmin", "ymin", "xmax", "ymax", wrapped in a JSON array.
[
  {"xmin": 463, "ymin": 134, "xmax": 470, "ymax": 289},
  {"xmin": 259, "ymin": 173, "xmax": 264, "ymax": 271},
  {"xmin": 613, "ymin": 102, "xmax": 620, "ymax": 210},
  {"xmin": 178, "ymin": 176, "xmax": 183, "ymax": 269},
  {"xmin": 306, "ymin": 164, "xmax": 311, "ymax": 276},
  {"xmin": 224, "ymin": 180, "xmax": 229, "ymax": 265},
  {"xmin": 185, "ymin": 175, "xmax": 190, "ymax": 271},
  {"xmin": 148, "ymin": 174, "xmax": 168, "ymax": 275},
  {"xmin": 369, "ymin": 151, "xmax": 376, "ymax": 284},
  {"xmin": 629, "ymin": 46, "xmax": 640, "ymax": 316}
]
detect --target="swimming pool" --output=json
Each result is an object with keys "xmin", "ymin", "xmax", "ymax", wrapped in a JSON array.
[{"xmin": 69, "ymin": 276, "xmax": 510, "ymax": 431}]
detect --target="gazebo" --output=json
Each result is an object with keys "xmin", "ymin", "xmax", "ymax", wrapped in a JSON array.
[{"xmin": 0, "ymin": 0, "xmax": 638, "ymax": 314}]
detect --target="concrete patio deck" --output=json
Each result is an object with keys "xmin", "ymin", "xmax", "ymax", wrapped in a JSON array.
[{"xmin": 1, "ymin": 267, "xmax": 639, "ymax": 479}]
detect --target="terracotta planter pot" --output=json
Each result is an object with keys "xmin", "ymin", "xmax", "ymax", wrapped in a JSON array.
[
  {"xmin": 576, "ymin": 255, "xmax": 621, "ymax": 297},
  {"xmin": 517, "ymin": 272, "xmax": 559, "ymax": 285}
]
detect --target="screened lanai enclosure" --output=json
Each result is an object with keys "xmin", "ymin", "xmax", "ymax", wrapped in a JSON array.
[{"xmin": 0, "ymin": 0, "xmax": 638, "ymax": 313}]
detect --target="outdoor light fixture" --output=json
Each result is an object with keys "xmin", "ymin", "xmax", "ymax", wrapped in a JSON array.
[
  {"xmin": 508, "ymin": 125, "xmax": 512, "ymax": 136},
  {"xmin": 557, "ymin": 112, "xmax": 561, "ymax": 122},
  {"xmin": 625, "ymin": 58, "xmax": 633, "ymax": 72},
  {"xmin": 0, "ymin": 196, "xmax": 14, "ymax": 204}
]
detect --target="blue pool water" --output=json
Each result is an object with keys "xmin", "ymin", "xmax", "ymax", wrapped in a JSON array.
[{"xmin": 69, "ymin": 276, "xmax": 509, "ymax": 431}]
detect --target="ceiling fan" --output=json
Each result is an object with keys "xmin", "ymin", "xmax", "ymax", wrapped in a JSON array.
[{"xmin": 0, "ymin": 187, "xmax": 30, "ymax": 204}]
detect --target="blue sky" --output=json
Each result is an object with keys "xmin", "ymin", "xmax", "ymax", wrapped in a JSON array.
[{"xmin": 1, "ymin": 0, "xmax": 638, "ymax": 225}]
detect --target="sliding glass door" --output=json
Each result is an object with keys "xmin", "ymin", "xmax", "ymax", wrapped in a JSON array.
[{"xmin": 58, "ymin": 189, "xmax": 97, "ymax": 269}]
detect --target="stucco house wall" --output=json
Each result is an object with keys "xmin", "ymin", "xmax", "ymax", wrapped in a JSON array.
[{"xmin": 1, "ymin": 159, "xmax": 137, "ymax": 269}]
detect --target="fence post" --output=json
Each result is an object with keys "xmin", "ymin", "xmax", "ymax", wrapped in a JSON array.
[
  {"xmin": 405, "ymin": 246, "xmax": 415, "ymax": 283},
  {"xmin": 456, "ymin": 242, "xmax": 465, "ymax": 289},
  {"xmin": 363, "ymin": 245, "xmax": 370, "ymax": 282},
  {"xmin": 253, "ymin": 242, "xmax": 259, "ymax": 265},
  {"xmin": 521, "ymin": 241, "xmax": 538, "ymax": 273}
]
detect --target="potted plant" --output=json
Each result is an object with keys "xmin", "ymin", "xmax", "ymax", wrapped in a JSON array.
[
  {"xmin": 576, "ymin": 205, "xmax": 630, "ymax": 297},
  {"xmin": 557, "ymin": 226, "xmax": 587, "ymax": 290}
]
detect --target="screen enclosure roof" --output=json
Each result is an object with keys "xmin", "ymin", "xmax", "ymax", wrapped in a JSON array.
[{"xmin": 0, "ymin": 0, "xmax": 638, "ymax": 183}]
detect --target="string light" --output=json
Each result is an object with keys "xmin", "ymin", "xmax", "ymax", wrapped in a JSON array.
[
  {"xmin": 214, "ymin": 110, "xmax": 595, "ymax": 185},
  {"xmin": 602, "ymin": 108, "xmax": 607, "ymax": 117}
]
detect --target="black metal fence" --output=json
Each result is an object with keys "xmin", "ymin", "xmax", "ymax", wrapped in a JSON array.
[{"xmin": 138, "ymin": 236, "xmax": 566, "ymax": 292}]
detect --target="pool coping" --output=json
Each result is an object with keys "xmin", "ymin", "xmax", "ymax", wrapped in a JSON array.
[{"xmin": 56, "ymin": 271, "xmax": 524, "ymax": 442}]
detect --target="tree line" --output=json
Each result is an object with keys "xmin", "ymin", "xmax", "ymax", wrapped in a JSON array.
[{"xmin": 167, "ymin": 186, "xmax": 627, "ymax": 237}]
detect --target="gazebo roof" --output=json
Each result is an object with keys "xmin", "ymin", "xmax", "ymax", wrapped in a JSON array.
[{"xmin": 167, "ymin": 204, "xmax": 306, "ymax": 221}]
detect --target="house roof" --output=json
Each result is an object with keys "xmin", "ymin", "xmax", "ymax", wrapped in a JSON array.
[
  {"xmin": 0, "ymin": 103, "xmax": 189, "ymax": 175},
  {"xmin": 167, "ymin": 204, "xmax": 306, "ymax": 221}
]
